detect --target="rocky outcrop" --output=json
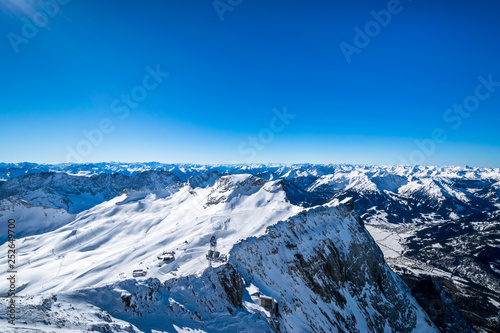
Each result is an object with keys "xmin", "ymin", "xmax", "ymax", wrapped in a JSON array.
[
  {"xmin": 410, "ymin": 276, "xmax": 475, "ymax": 333},
  {"xmin": 217, "ymin": 264, "xmax": 244, "ymax": 307},
  {"xmin": 205, "ymin": 174, "xmax": 267, "ymax": 207},
  {"xmin": 230, "ymin": 202, "xmax": 438, "ymax": 332}
]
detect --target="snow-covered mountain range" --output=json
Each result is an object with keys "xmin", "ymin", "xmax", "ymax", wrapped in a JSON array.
[{"xmin": 0, "ymin": 163, "xmax": 498, "ymax": 332}]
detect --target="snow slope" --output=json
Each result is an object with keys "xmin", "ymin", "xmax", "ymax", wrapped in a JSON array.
[
  {"xmin": 0, "ymin": 197, "xmax": 74, "ymax": 243},
  {"xmin": 0, "ymin": 197, "xmax": 438, "ymax": 333},
  {"xmin": 0, "ymin": 174, "xmax": 300, "ymax": 297}
]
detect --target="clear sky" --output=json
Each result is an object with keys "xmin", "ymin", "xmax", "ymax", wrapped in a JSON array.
[{"xmin": 1, "ymin": 0, "xmax": 500, "ymax": 167}]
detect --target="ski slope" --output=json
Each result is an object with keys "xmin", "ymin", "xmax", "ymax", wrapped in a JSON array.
[{"xmin": 0, "ymin": 174, "xmax": 300, "ymax": 297}]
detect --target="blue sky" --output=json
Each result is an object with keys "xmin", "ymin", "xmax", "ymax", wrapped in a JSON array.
[{"xmin": 1, "ymin": 0, "xmax": 500, "ymax": 166}]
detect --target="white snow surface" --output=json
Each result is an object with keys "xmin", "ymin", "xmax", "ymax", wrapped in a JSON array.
[
  {"xmin": 0, "ymin": 174, "xmax": 300, "ymax": 297},
  {"xmin": 0, "ymin": 197, "xmax": 74, "ymax": 242}
]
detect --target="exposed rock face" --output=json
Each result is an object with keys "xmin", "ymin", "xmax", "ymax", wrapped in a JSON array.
[
  {"xmin": 230, "ymin": 203, "xmax": 438, "ymax": 332},
  {"xmin": 217, "ymin": 264, "xmax": 244, "ymax": 307},
  {"xmin": 205, "ymin": 174, "xmax": 267, "ymax": 207},
  {"xmin": 410, "ymin": 276, "xmax": 475, "ymax": 333}
]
